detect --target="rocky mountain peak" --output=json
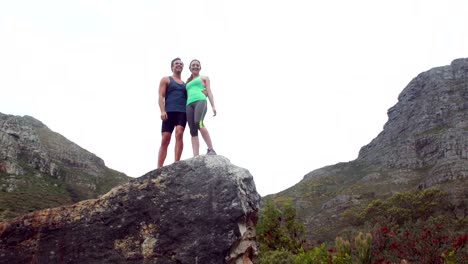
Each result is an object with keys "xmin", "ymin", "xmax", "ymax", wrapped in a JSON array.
[
  {"xmin": 356, "ymin": 58, "xmax": 468, "ymax": 185},
  {"xmin": 0, "ymin": 113, "xmax": 105, "ymax": 175},
  {"xmin": 0, "ymin": 113, "xmax": 129, "ymax": 220},
  {"xmin": 276, "ymin": 58, "xmax": 468, "ymax": 243}
]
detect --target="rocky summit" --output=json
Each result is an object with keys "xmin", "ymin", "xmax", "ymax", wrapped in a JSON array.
[
  {"xmin": 0, "ymin": 155, "xmax": 261, "ymax": 264},
  {"xmin": 356, "ymin": 57, "xmax": 468, "ymax": 186},
  {"xmin": 270, "ymin": 57, "xmax": 468, "ymax": 243},
  {"xmin": 0, "ymin": 113, "xmax": 130, "ymax": 220}
]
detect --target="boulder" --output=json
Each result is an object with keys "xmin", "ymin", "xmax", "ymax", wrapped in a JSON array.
[{"xmin": 0, "ymin": 155, "xmax": 261, "ymax": 264}]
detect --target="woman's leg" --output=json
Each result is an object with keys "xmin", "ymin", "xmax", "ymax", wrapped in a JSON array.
[
  {"xmin": 200, "ymin": 127, "xmax": 214, "ymax": 151},
  {"xmin": 194, "ymin": 100, "xmax": 215, "ymax": 152}
]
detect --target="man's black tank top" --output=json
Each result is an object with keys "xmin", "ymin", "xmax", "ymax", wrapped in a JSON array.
[{"xmin": 165, "ymin": 77, "xmax": 187, "ymax": 112}]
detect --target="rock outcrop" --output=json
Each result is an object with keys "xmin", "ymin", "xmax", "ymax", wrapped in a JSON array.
[
  {"xmin": 0, "ymin": 113, "xmax": 130, "ymax": 220},
  {"xmin": 357, "ymin": 58, "xmax": 468, "ymax": 185},
  {"xmin": 0, "ymin": 155, "xmax": 261, "ymax": 264},
  {"xmin": 0, "ymin": 114, "xmax": 104, "ymax": 176},
  {"xmin": 270, "ymin": 58, "xmax": 468, "ymax": 242}
]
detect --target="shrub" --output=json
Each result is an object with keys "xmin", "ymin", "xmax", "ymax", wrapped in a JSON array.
[
  {"xmin": 354, "ymin": 232, "xmax": 372, "ymax": 264},
  {"xmin": 256, "ymin": 189, "xmax": 467, "ymax": 263},
  {"xmin": 361, "ymin": 189, "xmax": 451, "ymax": 225},
  {"xmin": 256, "ymin": 249, "xmax": 296, "ymax": 264},
  {"xmin": 332, "ymin": 237, "xmax": 352, "ymax": 264},
  {"xmin": 370, "ymin": 217, "xmax": 468, "ymax": 263},
  {"xmin": 295, "ymin": 244, "xmax": 331, "ymax": 264},
  {"xmin": 256, "ymin": 198, "xmax": 305, "ymax": 254}
]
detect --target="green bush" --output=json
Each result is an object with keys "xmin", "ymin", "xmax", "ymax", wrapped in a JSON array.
[
  {"xmin": 256, "ymin": 249, "xmax": 296, "ymax": 264},
  {"xmin": 360, "ymin": 189, "xmax": 451, "ymax": 225},
  {"xmin": 333, "ymin": 237, "xmax": 352, "ymax": 264},
  {"xmin": 256, "ymin": 189, "xmax": 467, "ymax": 263},
  {"xmin": 295, "ymin": 244, "xmax": 331, "ymax": 264},
  {"xmin": 354, "ymin": 232, "xmax": 372, "ymax": 264},
  {"xmin": 256, "ymin": 199, "xmax": 305, "ymax": 254}
]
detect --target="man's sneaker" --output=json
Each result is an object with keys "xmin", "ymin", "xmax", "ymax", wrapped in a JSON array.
[{"xmin": 207, "ymin": 149, "xmax": 217, "ymax": 155}]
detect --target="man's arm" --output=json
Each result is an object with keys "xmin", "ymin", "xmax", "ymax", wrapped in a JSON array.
[{"xmin": 159, "ymin": 77, "xmax": 169, "ymax": 120}]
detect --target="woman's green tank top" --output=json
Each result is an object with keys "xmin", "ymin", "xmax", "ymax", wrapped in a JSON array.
[{"xmin": 186, "ymin": 76, "xmax": 207, "ymax": 105}]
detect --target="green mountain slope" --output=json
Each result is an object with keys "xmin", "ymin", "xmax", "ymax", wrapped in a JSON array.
[{"xmin": 0, "ymin": 113, "xmax": 131, "ymax": 221}]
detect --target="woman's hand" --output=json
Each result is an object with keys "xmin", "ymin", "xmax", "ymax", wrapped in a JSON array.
[{"xmin": 212, "ymin": 107, "xmax": 217, "ymax": 116}]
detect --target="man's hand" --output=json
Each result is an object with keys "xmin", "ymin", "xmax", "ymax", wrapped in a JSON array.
[{"xmin": 161, "ymin": 111, "xmax": 168, "ymax": 121}]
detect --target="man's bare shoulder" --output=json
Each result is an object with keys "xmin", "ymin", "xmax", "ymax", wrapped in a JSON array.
[{"xmin": 160, "ymin": 76, "xmax": 171, "ymax": 85}]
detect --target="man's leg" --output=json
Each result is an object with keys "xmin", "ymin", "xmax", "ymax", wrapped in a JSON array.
[
  {"xmin": 158, "ymin": 132, "xmax": 172, "ymax": 168},
  {"xmin": 174, "ymin": 125, "xmax": 185, "ymax": 161}
]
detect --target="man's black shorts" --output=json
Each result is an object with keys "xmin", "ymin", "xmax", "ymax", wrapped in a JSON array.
[{"xmin": 161, "ymin": 112, "xmax": 187, "ymax": 133}]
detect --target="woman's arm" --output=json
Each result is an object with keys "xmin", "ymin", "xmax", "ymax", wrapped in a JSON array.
[{"xmin": 202, "ymin": 76, "xmax": 216, "ymax": 116}]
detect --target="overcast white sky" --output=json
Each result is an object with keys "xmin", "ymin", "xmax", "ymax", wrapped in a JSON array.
[{"xmin": 1, "ymin": 1, "xmax": 467, "ymax": 196}]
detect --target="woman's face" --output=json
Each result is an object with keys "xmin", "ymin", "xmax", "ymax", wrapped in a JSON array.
[{"xmin": 189, "ymin": 61, "xmax": 201, "ymax": 74}]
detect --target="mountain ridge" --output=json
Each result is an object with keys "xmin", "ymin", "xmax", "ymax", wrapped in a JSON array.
[
  {"xmin": 0, "ymin": 112, "xmax": 130, "ymax": 221},
  {"xmin": 269, "ymin": 57, "xmax": 468, "ymax": 243}
]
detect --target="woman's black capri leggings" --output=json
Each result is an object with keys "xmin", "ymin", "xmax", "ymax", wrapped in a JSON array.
[{"xmin": 186, "ymin": 100, "xmax": 207, "ymax": 137}]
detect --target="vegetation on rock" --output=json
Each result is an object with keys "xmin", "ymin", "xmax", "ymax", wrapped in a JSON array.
[{"xmin": 256, "ymin": 189, "xmax": 468, "ymax": 263}]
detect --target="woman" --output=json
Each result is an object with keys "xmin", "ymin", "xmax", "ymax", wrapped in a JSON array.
[{"xmin": 186, "ymin": 59, "xmax": 217, "ymax": 156}]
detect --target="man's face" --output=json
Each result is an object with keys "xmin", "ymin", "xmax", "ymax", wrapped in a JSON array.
[{"xmin": 172, "ymin": 60, "xmax": 184, "ymax": 73}]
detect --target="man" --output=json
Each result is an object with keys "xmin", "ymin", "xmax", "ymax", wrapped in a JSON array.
[{"xmin": 157, "ymin": 58, "xmax": 187, "ymax": 168}]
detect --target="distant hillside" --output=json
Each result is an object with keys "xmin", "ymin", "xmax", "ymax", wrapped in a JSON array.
[
  {"xmin": 268, "ymin": 58, "xmax": 468, "ymax": 243},
  {"xmin": 0, "ymin": 113, "xmax": 131, "ymax": 221}
]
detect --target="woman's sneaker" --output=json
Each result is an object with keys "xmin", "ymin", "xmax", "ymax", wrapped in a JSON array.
[{"xmin": 206, "ymin": 149, "xmax": 217, "ymax": 155}]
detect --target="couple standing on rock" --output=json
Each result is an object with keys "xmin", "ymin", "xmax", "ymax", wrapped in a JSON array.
[{"xmin": 157, "ymin": 57, "xmax": 217, "ymax": 168}]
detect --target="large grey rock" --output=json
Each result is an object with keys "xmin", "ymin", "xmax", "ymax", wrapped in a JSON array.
[{"xmin": 0, "ymin": 155, "xmax": 261, "ymax": 264}]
